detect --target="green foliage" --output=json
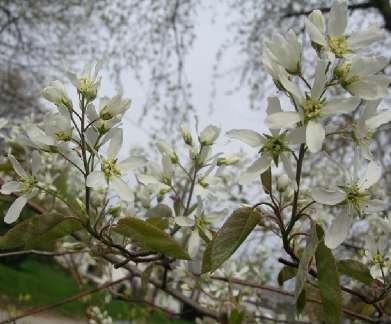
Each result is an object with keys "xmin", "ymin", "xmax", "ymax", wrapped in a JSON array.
[
  {"xmin": 337, "ymin": 259, "xmax": 374, "ymax": 286},
  {"xmin": 114, "ymin": 217, "xmax": 190, "ymax": 260},
  {"xmin": 201, "ymin": 207, "xmax": 261, "ymax": 273},
  {"xmin": 315, "ymin": 241, "xmax": 342, "ymax": 324},
  {"xmin": 278, "ymin": 266, "xmax": 297, "ymax": 286},
  {"xmin": 0, "ymin": 213, "xmax": 82, "ymax": 250},
  {"xmin": 145, "ymin": 204, "xmax": 172, "ymax": 230},
  {"xmin": 261, "ymin": 167, "xmax": 272, "ymax": 194},
  {"xmin": 294, "ymin": 223, "xmax": 319, "ymax": 306}
]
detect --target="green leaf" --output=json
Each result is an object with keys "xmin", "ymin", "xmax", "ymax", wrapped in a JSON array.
[
  {"xmin": 338, "ymin": 259, "xmax": 373, "ymax": 286},
  {"xmin": 228, "ymin": 308, "xmax": 244, "ymax": 324},
  {"xmin": 0, "ymin": 213, "xmax": 82, "ymax": 250},
  {"xmin": 114, "ymin": 217, "xmax": 190, "ymax": 260},
  {"xmin": 145, "ymin": 204, "xmax": 173, "ymax": 219},
  {"xmin": 278, "ymin": 266, "xmax": 297, "ymax": 286},
  {"xmin": 315, "ymin": 241, "xmax": 342, "ymax": 324},
  {"xmin": 296, "ymin": 288, "xmax": 306, "ymax": 315},
  {"xmin": 261, "ymin": 167, "xmax": 272, "ymax": 194},
  {"xmin": 294, "ymin": 223, "xmax": 319, "ymax": 302},
  {"xmin": 201, "ymin": 207, "xmax": 261, "ymax": 273}
]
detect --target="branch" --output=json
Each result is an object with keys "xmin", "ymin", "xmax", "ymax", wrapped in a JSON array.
[
  {"xmin": 0, "ymin": 249, "xmax": 87, "ymax": 258},
  {"xmin": 0, "ymin": 275, "xmax": 132, "ymax": 324}
]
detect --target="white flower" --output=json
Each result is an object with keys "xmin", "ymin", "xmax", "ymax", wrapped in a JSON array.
[
  {"xmin": 335, "ymin": 55, "xmax": 390, "ymax": 100},
  {"xmin": 194, "ymin": 165, "xmax": 222, "ymax": 198},
  {"xmin": 198, "ymin": 125, "xmax": 220, "ymax": 145},
  {"xmin": 156, "ymin": 140, "xmax": 178, "ymax": 163},
  {"xmin": 86, "ymin": 129, "xmax": 146, "ymax": 202},
  {"xmin": 43, "ymin": 112, "xmax": 73, "ymax": 143},
  {"xmin": 42, "ymin": 80, "xmax": 73, "ymax": 112},
  {"xmin": 305, "ymin": 0, "xmax": 383, "ymax": 57},
  {"xmin": 265, "ymin": 58, "xmax": 360, "ymax": 153},
  {"xmin": 353, "ymin": 100, "xmax": 391, "ymax": 159},
  {"xmin": 174, "ymin": 198, "xmax": 225, "ymax": 258},
  {"xmin": 264, "ymin": 30, "xmax": 301, "ymax": 74},
  {"xmin": 98, "ymin": 94, "xmax": 131, "ymax": 121},
  {"xmin": 1, "ymin": 152, "xmax": 41, "ymax": 223},
  {"xmin": 137, "ymin": 155, "xmax": 174, "ymax": 196},
  {"xmin": 311, "ymin": 160, "xmax": 384, "ymax": 248},
  {"xmin": 86, "ymin": 103, "xmax": 120, "ymax": 135},
  {"xmin": 66, "ymin": 61, "xmax": 102, "ymax": 101},
  {"xmin": 365, "ymin": 236, "xmax": 390, "ymax": 282},
  {"xmin": 227, "ymin": 97, "xmax": 296, "ymax": 184}
]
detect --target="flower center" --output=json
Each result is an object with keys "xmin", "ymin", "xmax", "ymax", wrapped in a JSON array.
[
  {"xmin": 260, "ymin": 133, "xmax": 287, "ymax": 163},
  {"xmin": 78, "ymin": 78, "xmax": 97, "ymax": 101},
  {"xmin": 100, "ymin": 106, "xmax": 113, "ymax": 120},
  {"xmin": 101, "ymin": 159, "xmax": 121, "ymax": 178},
  {"xmin": 302, "ymin": 98, "xmax": 323, "ymax": 123},
  {"xmin": 327, "ymin": 36, "xmax": 349, "ymax": 57},
  {"xmin": 55, "ymin": 130, "xmax": 72, "ymax": 142},
  {"xmin": 352, "ymin": 125, "xmax": 372, "ymax": 145},
  {"xmin": 20, "ymin": 176, "xmax": 35, "ymax": 194},
  {"xmin": 341, "ymin": 184, "xmax": 367, "ymax": 213},
  {"xmin": 372, "ymin": 252, "xmax": 385, "ymax": 265}
]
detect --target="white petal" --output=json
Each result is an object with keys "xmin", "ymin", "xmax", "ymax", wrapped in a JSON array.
[
  {"xmin": 119, "ymin": 156, "xmax": 147, "ymax": 171},
  {"xmin": 281, "ymin": 154, "xmax": 297, "ymax": 189},
  {"xmin": 266, "ymin": 97, "xmax": 282, "ymax": 115},
  {"xmin": 328, "ymin": 0, "xmax": 347, "ymax": 37},
  {"xmin": 1, "ymin": 181, "xmax": 21, "ymax": 195},
  {"xmin": 323, "ymin": 97, "xmax": 360, "ymax": 115},
  {"xmin": 311, "ymin": 187, "xmax": 346, "ymax": 205},
  {"xmin": 107, "ymin": 128, "xmax": 123, "ymax": 159},
  {"xmin": 188, "ymin": 230, "xmax": 200, "ymax": 258},
  {"xmin": 8, "ymin": 155, "xmax": 28, "ymax": 178},
  {"xmin": 137, "ymin": 174, "xmax": 160, "ymax": 185},
  {"xmin": 199, "ymin": 125, "xmax": 220, "ymax": 145},
  {"xmin": 265, "ymin": 112, "xmax": 301, "ymax": 129},
  {"xmin": 347, "ymin": 76, "xmax": 390, "ymax": 100},
  {"xmin": 306, "ymin": 121, "xmax": 325, "ymax": 153},
  {"xmin": 175, "ymin": 216, "xmax": 195, "ymax": 227},
  {"xmin": 287, "ymin": 127, "xmax": 306, "ymax": 145},
  {"xmin": 86, "ymin": 171, "xmax": 107, "ymax": 188},
  {"xmin": 4, "ymin": 195, "xmax": 28, "ymax": 224},
  {"xmin": 311, "ymin": 59, "xmax": 327, "ymax": 99},
  {"xmin": 111, "ymin": 176, "xmax": 133, "ymax": 202},
  {"xmin": 325, "ymin": 211, "xmax": 353, "ymax": 249},
  {"xmin": 347, "ymin": 26, "xmax": 384, "ymax": 50},
  {"xmin": 226, "ymin": 129, "xmax": 265, "ymax": 147},
  {"xmin": 238, "ymin": 172, "xmax": 255, "ymax": 185},
  {"xmin": 358, "ymin": 161, "xmax": 381, "ymax": 190},
  {"xmin": 31, "ymin": 151, "xmax": 42, "ymax": 176},
  {"xmin": 365, "ymin": 110, "xmax": 391, "ymax": 131},
  {"xmin": 305, "ymin": 17, "xmax": 327, "ymax": 46},
  {"xmin": 247, "ymin": 156, "xmax": 272, "ymax": 173},
  {"xmin": 27, "ymin": 125, "xmax": 55, "ymax": 146},
  {"xmin": 362, "ymin": 199, "xmax": 385, "ymax": 213}
]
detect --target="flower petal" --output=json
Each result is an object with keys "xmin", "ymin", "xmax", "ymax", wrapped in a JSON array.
[
  {"xmin": 305, "ymin": 17, "xmax": 327, "ymax": 46},
  {"xmin": 111, "ymin": 176, "xmax": 133, "ymax": 202},
  {"xmin": 311, "ymin": 187, "xmax": 346, "ymax": 205},
  {"xmin": 323, "ymin": 97, "xmax": 360, "ymax": 115},
  {"xmin": 8, "ymin": 155, "xmax": 28, "ymax": 178},
  {"xmin": 86, "ymin": 171, "xmax": 107, "ymax": 188},
  {"xmin": 226, "ymin": 129, "xmax": 265, "ymax": 147},
  {"xmin": 4, "ymin": 195, "xmax": 28, "ymax": 224},
  {"xmin": 247, "ymin": 156, "xmax": 272, "ymax": 173},
  {"xmin": 264, "ymin": 112, "xmax": 301, "ymax": 129},
  {"xmin": 266, "ymin": 97, "xmax": 282, "ymax": 115},
  {"xmin": 325, "ymin": 210, "xmax": 352, "ymax": 249},
  {"xmin": 328, "ymin": 0, "xmax": 347, "ymax": 37},
  {"xmin": 362, "ymin": 199, "xmax": 385, "ymax": 213},
  {"xmin": 358, "ymin": 161, "xmax": 381, "ymax": 190},
  {"xmin": 287, "ymin": 127, "xmax": 306, "ymax": 145},
  {"xmin": 1, "ymin": 181, "xmax": 21, "ymax": 195},
  {"xmin": 175, "ymin": 216, "xmax": 194, "ymax": 227},
  {"xmin": 188, "ymin": 230, "xmax": 200, "ymax": 258},
  {"xmin": 306, "ymin": 121, "xmax": 325, "ymax": 153},
  {"xmin": 107, "ymin": 128, "xmax": 123, "ymax": 159},
  {"xmin": 365, "ymin": 110, "xmax": 391, "ymax": 131},
  {"xmin": 119, "ymin": 156, "xmax": 147, "ymax": 171},
  {"xmin": 347, "ymin": 26, "xmax": 384, "ymax": 50}
]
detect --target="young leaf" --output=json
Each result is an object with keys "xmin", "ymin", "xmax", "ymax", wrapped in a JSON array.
[
  {"xmin": 294, "ymin": 223, "xmax": 319, "ymax": 302},
  {"xmin": 114, "ymin": 217, "xmax": 190, "ymax": 260},
  {"xmin": 145, "ymin": 204, "xmax": 173, "ymax": 219},
  {"xmin": 315, "ymin": 241, "xmax": 342, "ymax": 324},
  {"xmin": 278, "ymin": 266, "xmax": 297, "ymax": 286},
  {"xmin": 261, "ymin": 167, "xmax": 272, "ymax": 194},
  {"xmin": 0, "ymin": 213, "xmax": 82, "ymax": 250},
  {"xmin": 201, "ymin": 207, "xmax": 261, "ymax": 273},
  {"xmin": 338, "ymin": 259, "xmax": 374, "ymax": 286}
]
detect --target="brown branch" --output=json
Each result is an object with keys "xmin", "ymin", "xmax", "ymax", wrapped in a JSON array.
[
  {"xmin": 0, "ymin": 275, "xmax": 132, "ymax": 324},
  {"xmin": 0, "ymin": 249, "xmax": 87, "ymax": 258},
  {"xmin": 210, "ymin": 275, "xmax": 378, "ymax": 323}
]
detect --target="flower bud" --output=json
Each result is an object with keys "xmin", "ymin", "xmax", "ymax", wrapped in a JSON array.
[
  {"xmin": 181, "ymin": 124, "xmax": 193, "ymax": 145},
  {"xmin": 199, "ymin": 125, "xmax": 220, "ymax": 146},
  {"xmin": 277, "ymin": 174, "xmax": 290, "ymax": 192},
  {"xmin": 217, "ymin": 155, "xmax": 240, "ymax": 166}
]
